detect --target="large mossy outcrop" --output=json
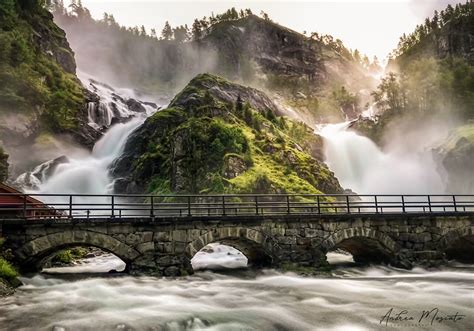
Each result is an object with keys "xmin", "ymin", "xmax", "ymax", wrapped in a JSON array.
[{"xmin": 112, "ymin": 74, "xmax": 342, "ymax": 195}]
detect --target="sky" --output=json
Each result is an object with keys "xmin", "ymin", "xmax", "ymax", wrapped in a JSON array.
[{"xmin": 72, "ymin": 0, "xmax": 463, "ymax": 60}]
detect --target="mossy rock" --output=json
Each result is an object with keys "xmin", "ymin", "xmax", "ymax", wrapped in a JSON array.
[{"xmin": 112, "ymin": 73, "xmax": 343, "ymax": 195}]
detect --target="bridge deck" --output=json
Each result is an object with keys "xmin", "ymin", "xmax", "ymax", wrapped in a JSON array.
[{"xmin": 0, "ymin": 193, "xmax": 473, "ymax": 221}]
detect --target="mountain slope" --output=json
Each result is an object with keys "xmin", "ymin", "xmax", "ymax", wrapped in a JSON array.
[
  {"xmin": 0, "ymin": 1, "xmax": 99, "ymax": 162},
  {"xmin": 112, "ymin": 74, "xmax": 342, "ymax": 195}
]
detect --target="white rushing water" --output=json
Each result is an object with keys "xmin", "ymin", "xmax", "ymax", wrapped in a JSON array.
[
  {"xmin": 319, "ymin": 122, "xmax": 445, "ymax": 194},
  {"xmin": 13, "ymin": 75, "xmax": 161, "ymax": 213},
  {"xmin": 0, "ymin": 256, "xmax": 472, "ymax": 331},
  {"xmin": 36, "ymin": 118, "xmax": 145, "ymax": 196}
]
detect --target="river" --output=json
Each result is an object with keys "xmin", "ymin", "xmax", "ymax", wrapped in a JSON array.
[{"xmin": 0, "ymin": 254, "xmax": 472, "ymax": 331}]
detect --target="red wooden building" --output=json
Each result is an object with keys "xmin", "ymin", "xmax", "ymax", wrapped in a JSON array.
[{"xmin": 0, "ymin": 183, "xmax": 57, "ymax": 218}]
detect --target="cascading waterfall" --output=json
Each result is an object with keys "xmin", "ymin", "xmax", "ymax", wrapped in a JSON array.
[
  {"xmin": 35, "ymin": 118, "xmax": 145, "ymax": 196},
  {"xmin": 15, "ymin": 75, "xmax": 160, "ymax": 210},
  {"xmin": 318, "ymin": 122, "xmax": 445, "ymax": 194}
]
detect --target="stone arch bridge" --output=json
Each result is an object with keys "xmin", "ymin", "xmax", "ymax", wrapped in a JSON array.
[
  {"xmin": 0, "ymin": 193, "xmax": 473, "ymax": 275},
  {"xmin": 1, "ymin": 214, "xmax": 473, "ymax": 275}
]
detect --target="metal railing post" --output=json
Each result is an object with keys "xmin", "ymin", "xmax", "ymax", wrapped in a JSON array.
[
  {"xmin": 346, "ymin": 195, "xmax": 350, "ymax": 214},
  {"xmin": 255, "ymin": 196, "xmax": 259, "ymax": 215},
  {"xmin": 453, "ymin": 195, "xmax": 457, "ymax": 212},
  {"xmin": 401, "ymin": 195, "xmax": 406, "ymax": 213},
  {"xmin": 69, "ymin": 195, "xmax": 73, "ymax": 219},
  {"xmin": 222, "ymin": 196, "xmax": 226, "ymax": 216},
  {"xmin": 317, "ymin": 195, "xmax": 321, "ymax": 214},
  {"xmin": 150, "ymin": 196, "xmax": 154, "ymax": 218},
  {"xmin": 427, "ymin": 195, "xmax": 432, "ymax": 213},
  {"xmin": 374, "ymin": 195, "xmax": 378, "ymax": 214},
  {"xmin": 187, "ymin": 196, "xmax": 191, "ymax": 217},
  {"xmin": 287, "ymin": 195, "xmax": 290, "ymax": 214},
  {"xmin": 111, "ymin": 195, "xmax": 115, "ymax": 219}
]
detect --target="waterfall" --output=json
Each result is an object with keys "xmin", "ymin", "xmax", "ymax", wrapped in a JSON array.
[
  {"xmin": 319, "ymin": 122, "xmax": 445, "ymax": 194},
  {"xmin": 36, "ymin": 118, "xmax": 145, "ymax": 196},
  {"xmin": 82, "ymin": 71, "xmax": 154, "ymax": 130},
  {"xmin": 15, "ymin": 74, "xmax": 162, "ymax": 210}
]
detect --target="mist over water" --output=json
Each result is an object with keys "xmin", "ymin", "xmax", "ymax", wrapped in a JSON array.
[{"xmin": 319, "ymin": 122, "xmax": 446, "ymax": 194}]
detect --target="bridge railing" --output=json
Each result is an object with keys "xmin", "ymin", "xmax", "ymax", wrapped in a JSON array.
[{"xmin": 0, "ymin": 193, "xmax": 473, "ymax": 220}]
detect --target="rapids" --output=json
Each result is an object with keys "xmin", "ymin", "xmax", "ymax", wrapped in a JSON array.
[{"xmin": 0, "ymin": 254, "xmax": 472, "ymax": 331}]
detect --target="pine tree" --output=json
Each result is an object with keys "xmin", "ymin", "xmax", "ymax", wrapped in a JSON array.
[
  {"xmin": 192, "ymin": 19, "xmax": 202, "ymax": 41},
  {"xmin": 140, "ymin": 25, "xmax": 147, "ymax": 37},
  {"xmin": 161, "ymin": 21, "xmax": 173, "ymax": 40},
  {"xmin": 235, "ymin": 95, "xmax": 243, "ymax": 113}
]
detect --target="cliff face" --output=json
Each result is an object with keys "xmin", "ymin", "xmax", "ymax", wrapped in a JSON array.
[
  {"xmin": 112, "ymin": 74, "xmax": 342, "ymax": 195},
  {"xmin": 203, "ymin": 15, "xmax": 375, "ymax": 123},
  {"xmin": 203, "ymin": 15, "xmax": 325, "ymax": 83}
]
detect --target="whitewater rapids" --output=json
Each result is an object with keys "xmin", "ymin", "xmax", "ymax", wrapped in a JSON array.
[{"xmin": 0, "ymin": 255, "xmax": 472, "ymax": 331}]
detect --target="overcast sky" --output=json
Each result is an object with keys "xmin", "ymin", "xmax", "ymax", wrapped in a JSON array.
[{"xmin": 72, "ymin": 0, "xmax": 463, "ymax": 60}]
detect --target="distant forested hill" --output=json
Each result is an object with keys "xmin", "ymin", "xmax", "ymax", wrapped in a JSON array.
[
  {"xmin": 353, "ymin": 1, "xmax": 473, "ymax": 142},
  {"xmin": 52, "ymin": 3, "xmax": 377, "ymax": 123}
]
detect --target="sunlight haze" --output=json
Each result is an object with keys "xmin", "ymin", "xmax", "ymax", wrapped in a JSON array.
[{"xmin": 71, "ymin": 0, "xmax": 462, "ymax": 60}]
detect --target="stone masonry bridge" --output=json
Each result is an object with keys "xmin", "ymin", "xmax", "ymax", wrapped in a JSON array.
[{"xmin": 0, "ymin": 193, "xmax": 473, "ymax": 275}]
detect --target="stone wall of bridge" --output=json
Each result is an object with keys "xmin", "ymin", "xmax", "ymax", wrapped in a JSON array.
[{"xmin": 1, "ymin": 214, "xmax": 473, "ymax": 276}]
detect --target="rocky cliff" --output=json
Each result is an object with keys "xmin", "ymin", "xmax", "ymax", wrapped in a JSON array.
[{"xmin": 112, "ymin": 74, "xmax": 342, "ymax": 195}]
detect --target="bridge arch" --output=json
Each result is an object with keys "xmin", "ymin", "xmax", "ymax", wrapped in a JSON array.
[
  {"xmin": 439, "ymin": 226, "xmax": 474, "ymax": 263},
  {"xmin": 185, "ymin": 227, "xmax": 278, "ymax": 267},
  {"xmin": 320, "ymin": 227, "xmax": 399, "ymax": 264},
  {"xmin": 15, "ymin": 230, "xmax": 141, "ymax": 272}
]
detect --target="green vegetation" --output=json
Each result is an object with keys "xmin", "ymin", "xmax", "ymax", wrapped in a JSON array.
[
  {"xmin": 440, "ymin": 123, "xmax": 474, "ymax": 151},
  {"xmin": 373, "ymin": 57, "xmax": 474, "ymax": 120},
  {"xmin": 392, "ymin": 2, "xmax": 472, "ymax": 61},
  {"xmin": 51, "ymin": 247, "xmax": 89, "ymax": 265},
  {"xmin": 0, "ymin": 238, "xmax": 18, "ymax": 282},
  {"xmin": 0, "ymin": 0, "xmax": 84, "ymax": 132},
  {"xmin": 115, "ymin": 74, "xmax": 342, "ymax": 196}
]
